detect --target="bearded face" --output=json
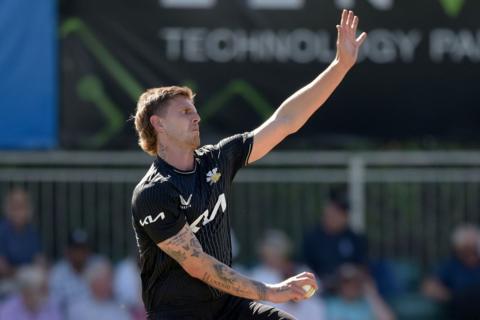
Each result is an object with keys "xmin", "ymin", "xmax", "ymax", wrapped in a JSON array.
[{"xmin": 157, "ymin": 96, "xmax": 201, "ymax": 150}]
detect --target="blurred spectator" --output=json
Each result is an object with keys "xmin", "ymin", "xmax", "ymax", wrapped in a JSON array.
[
  {"xmin": 422, "ymin": 224, "xmax": 480, "ymax": 319},
  {"xmin": 49, "ymin": 229, "xmax": 93, "ymax": 313},
  {"xmin": 67, "ymin": 257, "xmax": 131, "ymax": 320},
  {"xmin": 302, "ymin": 196, "xmax": 367, "ymax": 292},
  {"xmin": 0, "ymin": 188, "xmax": 42, "ymax": 273},
  {"xmin": 114, "ymin": 249, "xmax": 146, "ymax": 320},
  {"xmin": 0, "ymin": 188, "xmax": 43, "ymax": 299},
  {"xmin": 0, "ymin": 265, "xmax": 61, "ymax": 320},
  {"xmin": 250, "ymin": 229, "xmax": 326, "ymax": 320},
  {"xmin": 325, "ymin": 264, "xmax": 395, "ymax": 320}
]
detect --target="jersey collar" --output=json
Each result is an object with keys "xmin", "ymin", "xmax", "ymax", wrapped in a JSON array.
[{"xmin": 155, "ymin": 155, "xmax": 198, "ymax": 175}]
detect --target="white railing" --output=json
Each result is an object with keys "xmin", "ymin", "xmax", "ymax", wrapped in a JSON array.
[{"xmin": 1, "ymin": 150, "xmax": 480, "ymax": 266}]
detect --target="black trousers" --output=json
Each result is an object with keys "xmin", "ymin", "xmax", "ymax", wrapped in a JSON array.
[{"xmin": 149, "ymin": 295, "xmax": 295, "ymax": 320}]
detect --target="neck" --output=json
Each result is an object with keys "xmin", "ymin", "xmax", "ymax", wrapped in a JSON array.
[{"xmin": 157, "ymin": 143, "xmax": 195, "ymax": 171}]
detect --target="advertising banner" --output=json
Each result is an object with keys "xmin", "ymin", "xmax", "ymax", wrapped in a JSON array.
[{"xmin": 61, "ymin": 0, "xmax": 480, "ymax": 149}]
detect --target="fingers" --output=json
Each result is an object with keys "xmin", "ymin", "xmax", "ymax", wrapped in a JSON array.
[
  {"xmin": 340, "ymin": 9, "xmax": 360, "ymax": 29},
  {"xmin": 352, "ymin": 15, "xmax": 359, "ymax": 31},
  {"xmin": 295, "ymin": 277, "xmax": 318, "ymax": 290},
  {"xmin": 356, "ymin": 32, "xmax": 368, "ymax": 46},
  {"xmin": 295, "ymin": 272, "xmax": 316, "ymax": 282},
  {"xmin": 345, "ymin": 10, "xmax": 353, "ymax": 28},
  {"xmin": 290, "ymin": 285, "xmax": 308, "ymax": 300},
  {"xmin": 340, "ymin": 9, "xmax": 347, "ymax": 28}
]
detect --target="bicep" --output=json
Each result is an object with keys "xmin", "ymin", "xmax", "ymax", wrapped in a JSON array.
[
  {"xmin": 157, "ymin": 223, "xmax": 205, "ymax": 277},
  {"xmin": 249, "ymin": 116, "xmax": 291, "ymax": 164}
]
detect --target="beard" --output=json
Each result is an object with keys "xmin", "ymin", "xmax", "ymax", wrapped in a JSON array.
[
  {"xmin": 190, "ymin": 135, "xmax": 200, "ymax": 149},
  {"xmin": 187, "ymin": 132, "xmax": 201, "ymax": 149},
  {"xmin": 165, "ymin": 129, "xmax": 200, "ymax": 150}
]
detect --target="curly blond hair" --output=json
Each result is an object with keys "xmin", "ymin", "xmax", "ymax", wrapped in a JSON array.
[{"xmin": 134, "ymin": 86, "xmax": 195, "ymax": 156}]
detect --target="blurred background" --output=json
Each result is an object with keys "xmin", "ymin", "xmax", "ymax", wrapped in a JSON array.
[{"xmin": 1, "ymin": 0, "xmax": 480, "ymax": 319}]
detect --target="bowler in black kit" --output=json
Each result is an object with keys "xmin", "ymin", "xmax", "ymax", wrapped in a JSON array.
[{"xmin": 131, "ymin": 10, "xmax": 367, "ymax": 320}]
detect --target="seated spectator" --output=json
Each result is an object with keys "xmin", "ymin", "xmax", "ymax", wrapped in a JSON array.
[
  {"xmin": 326, "ymin": 264, "xmax": 395, "ymax": 320},
  {"xmin": 114, "ymin": 248, "xmax": 146, "ymax": 320},
  {"xmin": 68, "ymin": 257, "xmax": 131, "ymax": 320},
  {"xmin": 302, "ymin": 195, "xmax": 367, "ymax": 292},
  {"xmin": 0, "ymin": 188, "xmax": 42, "ymax": 274},
  {"xmin": 49, "ymin": 229, "xmax": 93, "ymax": 313},
  {"xmin": 423, "ymin": 224, "xmax": 480, "ymax": 319},
  {"xmin": 0, "ymin": 188, "xmax": 43, "ymax": 299},
  {"xmin": 0, "ymin": 265, "xmax": 61, "ymax": 320},
  {"xmin": 250, "ymin": 229, "xmax": 326, "ymax": 320}
]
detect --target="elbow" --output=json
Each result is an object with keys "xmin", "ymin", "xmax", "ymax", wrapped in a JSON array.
[
  {"xmin": 288, "ymin": 123, "xmax": 301, "ymax": 135},
  {"xmin": 279, "ymin": 116, "xmax": 300, "ymax": 135}
]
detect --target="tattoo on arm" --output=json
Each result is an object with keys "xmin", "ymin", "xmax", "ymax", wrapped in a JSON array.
[
  {"xmin": 254, "ymin": 281, "xmax": 267, "ymax": 300},
  {"xmin": 159, "ymin": 224, "xmax": 267, "ymax": 300},
  {"xmin": 166, "ymin": 249, "xmax": 187, "ymax": 263},
  {"xmin": 160, "ymin": 224, "xmax": 203, "ymax": 264},
  {"xmin": 203, "ymin": 263, "xmax": 267, "ymax": 300}
]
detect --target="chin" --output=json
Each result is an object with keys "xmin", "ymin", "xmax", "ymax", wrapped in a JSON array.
[{"xmin": 191, "ymin": 136, "xmax": 201, "ymax": 149}]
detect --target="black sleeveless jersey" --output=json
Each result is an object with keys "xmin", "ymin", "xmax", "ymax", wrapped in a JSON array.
[{"xmin": 131, "ymin": 132, "xmax": 254, "ymax": 313}]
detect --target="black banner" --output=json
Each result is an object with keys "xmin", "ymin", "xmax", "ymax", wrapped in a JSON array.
[{"xmin": 60, "ymin": 0, "xmax": 480, "ymax": 150}]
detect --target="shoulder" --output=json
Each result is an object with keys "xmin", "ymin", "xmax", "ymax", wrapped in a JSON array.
[
  {"xmin": 134, "ymin": 165, "xmax": 172, "ymax": 194},
  {"xmin": 195, "ymin": 144, "xmax": 219, "ymax": 160},
  {"xmin": 132, "ymin": 176, "xmax": 177, "ymax": 208}
]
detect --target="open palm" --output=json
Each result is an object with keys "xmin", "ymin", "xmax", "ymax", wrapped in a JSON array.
[{"xmin": 335, "ymin": 10, "xmax": 367, "ymax": 70}]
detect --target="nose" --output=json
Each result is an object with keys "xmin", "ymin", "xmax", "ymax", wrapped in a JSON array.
[{"xmin": 193, "ymin": 112, "xmax": 201, "ymax": 124}]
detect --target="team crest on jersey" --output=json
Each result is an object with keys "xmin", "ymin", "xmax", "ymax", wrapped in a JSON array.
[
  {"xmin": 179, "ymin": 194, "xmax": 192, "ymax": 209},
  {"xmin": 206, "ymin": 168, "xmax": 222, "ymax": 185}
]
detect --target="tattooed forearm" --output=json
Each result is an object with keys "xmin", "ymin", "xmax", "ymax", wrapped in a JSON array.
[
  {"xmin": 164, "ymin": 227, "xmax": 189, "ymax": 247},
  {"xmin": 201, "ymin": 263, "xmax": 268, "ymax": 301},
  {"xmin": 191, "ymin": 249, "xmax": 201, "ymax": 257},
  {"xmin": 160, "ymin": 225, "xmax": 200, "ymax": 264},
  {"xmin": 214, "ymin": 264, "xmax": 236, "ymax": 285},
  {"xmin": 159, "ymin": 225, "xmax": 269, "ymax": 301},
  {"xmin": 253, "ymin": 281, "xmax": 267, "ymax": 300},
  {"xmin": 164, "ymin": 248, "xmax": 187, "ymax": 263}
]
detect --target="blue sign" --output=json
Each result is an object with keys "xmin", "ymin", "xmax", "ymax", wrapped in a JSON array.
[{"xmin": 0, "ymin": 0, "xmax": 57, "ymax": 149}]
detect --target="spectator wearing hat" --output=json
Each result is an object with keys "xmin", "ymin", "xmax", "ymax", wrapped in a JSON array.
[
  {"xmin": 302, "ymin": 197, "xmax": 368, "ymax": 293},
  {"xmin": 49, "ymin": 229, "xmax": 94, "ymax": 314}
]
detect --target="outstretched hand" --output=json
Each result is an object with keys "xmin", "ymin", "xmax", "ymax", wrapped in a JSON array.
[{"xmin": 335, "ymin": 9, "xmax": 367, "ymax": 70}]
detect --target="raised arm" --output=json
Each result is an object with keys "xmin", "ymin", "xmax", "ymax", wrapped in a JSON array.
[
  {"xmin": 248, "ymin": 10, "xmax": 367, "ymax": 163},
  {"xmin": 158, "ymin": 223, "xmax": 318, "ymax": 303}
]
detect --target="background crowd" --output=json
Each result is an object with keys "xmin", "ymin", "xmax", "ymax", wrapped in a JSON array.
[{"xmin": 1, "ymin": 187, "xmax": 480, "ymax": 320}]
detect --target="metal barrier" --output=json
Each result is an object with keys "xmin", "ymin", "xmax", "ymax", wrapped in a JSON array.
[{"xmin": 1, "ymin": 151, "xmax": 480, "ymax": 267}]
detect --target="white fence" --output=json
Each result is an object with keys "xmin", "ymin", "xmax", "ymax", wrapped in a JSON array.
[{"xmin": 1, "ymin": 151, "xmax": 480, "ymax": 267}]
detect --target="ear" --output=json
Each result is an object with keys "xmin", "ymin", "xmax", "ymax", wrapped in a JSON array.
[{"xmin": 150, "ymin": 114, "xmax": 165, "ymax": 133}]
